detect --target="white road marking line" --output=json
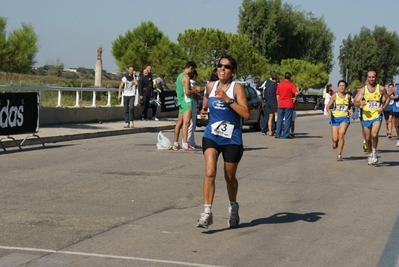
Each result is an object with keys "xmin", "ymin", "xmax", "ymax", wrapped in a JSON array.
[{"xmin": 0, "ymin": 246, "xmax": 228, "ymax": 267}]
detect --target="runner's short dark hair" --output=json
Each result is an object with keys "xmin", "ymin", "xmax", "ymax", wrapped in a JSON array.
[{"xmin": 185, "ymin": 61, "xmax": 197, "ymax": 69}]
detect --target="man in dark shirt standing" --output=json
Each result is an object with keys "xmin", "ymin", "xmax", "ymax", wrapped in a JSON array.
[
  {"xmin": 138, "ymin": 66, "xmax": 154, "ymax": 120},
  {"xmin": 261, "ymin": 71, "xmax": 279, "ymax": 136}
]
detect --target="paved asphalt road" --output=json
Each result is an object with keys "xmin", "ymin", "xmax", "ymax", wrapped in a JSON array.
[{"xmin": 1, "ymin": 114, "xmax": 399, "ymax": 267}]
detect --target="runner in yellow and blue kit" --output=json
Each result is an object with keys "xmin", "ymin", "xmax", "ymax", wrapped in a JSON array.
[
  {"xmin": 326, "ymin": 80, "xmax": 352, "ymax": 161},
  {"xmin": 392, "ymin": 83, "xmax": 399, "ymax": 147},
  {"xmin": 354, "ymin": 70, "xmax": 390, "ymax": 165},
  {"xmin": 383, "ymin": 84, "xmax": 395, "ymax": 138}
]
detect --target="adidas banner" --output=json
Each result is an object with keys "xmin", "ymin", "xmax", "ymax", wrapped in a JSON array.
[
  {"xmin": 0, "ymin": 92, "xmax": 39, "ymax": 135},
  {"xmin": 160, "ymin": 91, "xmax": 178, "ymax": 112}
]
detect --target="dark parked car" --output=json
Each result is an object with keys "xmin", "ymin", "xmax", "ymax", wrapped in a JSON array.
[
  {"xmin": 295, "ymin": 94, "xmax": 324, "ymax": 111},
  {"xmin": 196, "ymin": 85, "xmax": 264, "ymax": 131}
]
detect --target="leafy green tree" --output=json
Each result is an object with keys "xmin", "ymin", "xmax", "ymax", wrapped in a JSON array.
[
  {"xmin": 0, "ymin": 17, "xmax": 39, "ymax": 73},
  {"xmin": 111, "ymin": 21, "xmax": 184, "ymax": 78},
  {"xmin": 149, "ymin": 38, "xmax": 184, "ymax": 78},
  {"xmin": 348, "ymin": 80, "xmax": 363, "ymax": 90},
  {"xmin": 0, "ymin": 18, "xmax": 6, "ymax": 68},
  {"xmin": 238, "ymin": 0, "xmax": 335, "ymax": 73},
  {"xmin": 339, "ymin": 26, "xmax": 399, "ymax": 85},
  {"xmin": 177, "ymin": 28, "xmax": 229, "ymax": 68},
  {"xmin": 227, "ymin": 33, "xmax": 268, "ymax": 81},
  {"xmin": 278, "ymin": 59, "xmax": 329, "ymax": 92},
  {"xmin": 178, "ymin": 28, "xmax": 268, "ymax": 81}
]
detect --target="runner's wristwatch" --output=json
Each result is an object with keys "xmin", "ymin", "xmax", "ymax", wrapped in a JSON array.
[{"xmin": 227, "ymin": 98, "xmax": 235, "ymax": 105}]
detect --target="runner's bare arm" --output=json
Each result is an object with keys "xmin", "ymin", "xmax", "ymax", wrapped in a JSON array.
[
  {"xmin": 347, "ymin": 95, "xmax": 353, "ymax": 114},
  {"xmin": 379, "ymin": 86, "xmax": 390, "ymax": 112},
  {"xmin": 200, "ymin": 82, "xmax": 213, "ymax": 119},
  {"xmin": 231, "ymin": 83, "xmax": 250, "ymax": 120},
  {"xmin": 183, "ymin": 75, "xmax": 192, "ymax": 95},
  {"xmin": 354, "ymin": 87, "xmax": 365, "ymax": 107},
  {"xmin": 326, "ymin": 94, "xmax": 336, "ymax": 115}
]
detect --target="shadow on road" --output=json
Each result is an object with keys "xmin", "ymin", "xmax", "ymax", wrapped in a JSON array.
[
  {"xmin": 46, "ymin": 123, "xmax": 106, "ymax": 130},
  {"xmin": 347, "ymin": 156, "xmax": 399, "ymax": 166},
  {"xmin": 290, "ymin": 133, "xmax": 323, "ymax": 139},
  {"xmin": 373, "ymin": 161, "xmax": 399, "ymax": 167},
  {"xmin": 244, "ymin": 147, "xmax": 268, "ymax": 151},
  {"xmin": 377, "ymin": 149, "xmax": 399, "ymax": 154},
  {"xmin": 203, "ymin": 212, "xmax": 325, "ymax": 234}
]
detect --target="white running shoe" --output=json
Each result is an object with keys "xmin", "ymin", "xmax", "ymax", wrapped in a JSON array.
[
  {"xmin": 396, "ymin": 140, "xmax": 399, "ymax": 147},
  {"xmin": 129, "ymin": 121, "xmax": 134, "ymax": 128},
  {"xmin": 124, "ymin": 123, "xmax": 129, "ymax": 128},
  {"xmin": 152, "ymin": 116, "xmax": 159, "ymax": 121},
  {"xmin": 228, "ymin": 203, "xmax": 240, "ymax": 228},
  {"xmin": 196, "ymin": 213, "xmax": 213, "ymax": 228},
  {"xmin": 372, "ymin": 152, "xmax": 378, "ymax": 164},
  {"xmin": 367, "ymin": 156, "xmax": 374, "ymax": 165}
]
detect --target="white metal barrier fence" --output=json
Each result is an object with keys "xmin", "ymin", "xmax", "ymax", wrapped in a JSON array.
[{"xmin": 0, "ymin": 85, "xmax": 120, "ymax": 107}]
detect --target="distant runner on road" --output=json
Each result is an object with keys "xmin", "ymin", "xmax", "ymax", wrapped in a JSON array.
[
  {"xmin": 354, "ymin": 70, "xmax": 390, "ymax": 165},
  {"xmin": 326, "ymin": 80, "xmax": 352, "ymax": 161}
]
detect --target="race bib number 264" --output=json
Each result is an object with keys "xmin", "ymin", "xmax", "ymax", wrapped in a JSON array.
[{"xmin": 367, "ymin": 101, "xmax": 379, "ymax": 110}]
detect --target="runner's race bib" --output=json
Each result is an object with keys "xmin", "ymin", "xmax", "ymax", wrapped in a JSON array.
[
  {"xmin": 335, "ymin": 104, "xmax": 348, "ymax": 112},
  {"xmin": 367, "ymin": 101, "xmax": 379, "ymax": 110},
  {"xmin": 211, "ymin": 121, "xmax": 234, "ymax": 138}
]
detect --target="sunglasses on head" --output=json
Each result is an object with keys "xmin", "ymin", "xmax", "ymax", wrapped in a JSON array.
[{"xmin": 217, "ymin": 63, "xmax": 233, "ymax": 70}]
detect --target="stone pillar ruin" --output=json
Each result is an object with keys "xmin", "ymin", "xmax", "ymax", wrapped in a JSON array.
[{"xmin": 94, "ymin": 47, "xmax": 103, "ymax": 87}]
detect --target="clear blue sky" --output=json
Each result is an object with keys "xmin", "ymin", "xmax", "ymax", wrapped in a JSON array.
[{"xmin": 1, "ymin": 0, "xmax": 398, "ymax": 84}]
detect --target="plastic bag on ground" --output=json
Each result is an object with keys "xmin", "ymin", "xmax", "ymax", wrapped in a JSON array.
[{"xmin": 156, "ymin": 131, "xmax": 172, "ymax": 150}]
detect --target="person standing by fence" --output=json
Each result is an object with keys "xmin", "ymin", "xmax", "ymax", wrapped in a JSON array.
[
  {"xmin": 138, "ymin": 67, "xmax": 153, "ymax": 121},
  {"xmin": 261, "ymin": 71, "xmax": 278, "ymax": 136},
  {"xmin": 118, "ymin": 65, "xmax": 138, "ymax": 128},
  {"xmin": 275, "ymin": 72, "xmax": 298, "ymax": 139}
]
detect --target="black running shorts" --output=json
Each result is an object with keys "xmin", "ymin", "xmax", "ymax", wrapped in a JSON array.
[{"xmin": 202, "ymin": 137, "xmax": 243, "ymax": 163}]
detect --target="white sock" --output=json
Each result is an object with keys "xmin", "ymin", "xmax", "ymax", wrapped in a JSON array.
[
  {"xmin": 204, "ymin": 204, "xmax": 212, "ymax": 214},
  {"xmin": 174, "ymin": 142, "xmax": 179, "ymax": 146}
]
